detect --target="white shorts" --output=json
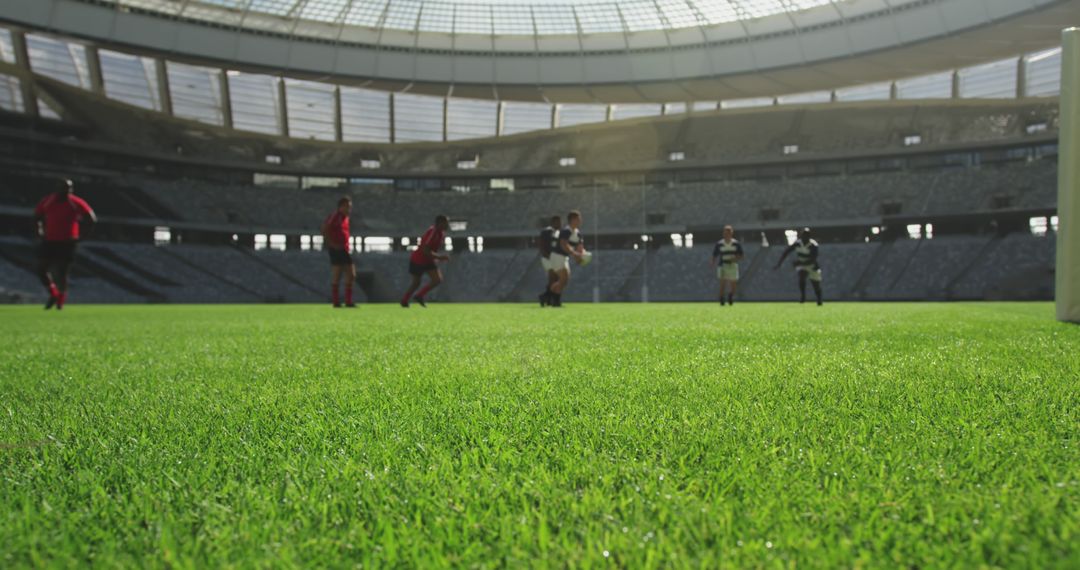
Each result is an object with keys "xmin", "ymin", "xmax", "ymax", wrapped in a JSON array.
[
  {"xmin": 717, "ymin": 263, "xmax": 739, "ymax": 281},
  {"xmin": 540, "ymin": 256, "xmax": 558, "ymax": 272},
  {"xmin": 548, "ymin": 253, "xmax": 571, "ymax": 272},
  {"xmin": 797, "ymin": 265, "xmax": 823, "ymax": 282}
]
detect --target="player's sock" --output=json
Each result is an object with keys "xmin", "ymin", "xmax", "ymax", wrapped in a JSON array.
[
  {"xmin": 44, "ymin": 283, "xmax": 59, "ymax": 310},
  {"xmin": 728, "ymin": 293, "xmax": 734, "ymax": 306},
  {"xmin": 553, "ymin": 293, "xmax": 562, "ymax": 307},
  {"xmin": 57, "ymin": 293, "xmax": 67, "ymax": 310},
  {"xmin": 417, "ymin": 284, "xmax": 433, "ymax": 299},
  {"xmin": 345, "ymin": 287, "xmax": 353, "ymax": 306},
  {"xmin": 720, "ymin": 295, "xmax": 725, "ymax": 306},
  {"xmin": 813, "ymin": 283, "xmax": 823, "ymax": 306},
  {"xmin": 331, "ymin": 285, "xmax": 340, "ymax": 306}
]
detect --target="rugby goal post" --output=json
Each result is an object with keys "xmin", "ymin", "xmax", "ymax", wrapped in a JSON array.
[{"xmin": 1058, "ymin": 28, "xmax": 1080, "ymax": 323}]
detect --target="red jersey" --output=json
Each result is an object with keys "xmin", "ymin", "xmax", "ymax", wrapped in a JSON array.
[
  {"xmin": 324, "ymin": 210, "xmax": 350, "ymax": 252},
  {"xmin": 34, "ymin": 193, "xmax": 94, "ymax": 242},
  {"xmin": 410, "ymin": 225, "xmax": 445, "ymax": 264}
]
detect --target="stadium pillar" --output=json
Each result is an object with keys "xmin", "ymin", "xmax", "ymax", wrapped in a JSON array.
[
  {"xmin": 85, "ymin": 46, "xmax": 105, "ymax": 95},
  {"xmin": 1057, "ymin": 28, "xmax": 1080, "ymax": 323},
  {"xmin": 10, "ymin": 31, "xmax": 38, "ymax": 118},
  {"xmin": 389, "ymin": 93, "xmax": 396, "ymax": 143},
  {"xmin": 550, "ymin": 104, "xmax": 559, "ymax": 129},
  {"xmin": 333, "ymin": 86, "xmax": 343, "ymax": 143},
  {"xmin": 1016, "ymin": 56, "xmax": 1027, "ymax": 99},
  {"xmin": 219, "ymin": 70, "xmax": 234, "ymax": 129},
  {"xmin": 277, "ymin": 78, "xmax": 289, "ymax": 137},
  {"xmin": 495, "ymin": 101, "xmax": 505, "ymax": 137},
  {"xmin": 950, "ymin": 70, "xmax": 960, "ymax": 99},
  {"xmin": 155, "ymin": 58, "xmax": 173, "ymax": 116}
]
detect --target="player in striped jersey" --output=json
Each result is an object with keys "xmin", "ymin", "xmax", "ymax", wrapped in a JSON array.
[
  {"xmin": 710, "ymin": 225, "xmax": 744, "ymax": 306},
  {"xmin": 774, "ymin": 227, "xmax": 824, "ymax": 305},
  {"xmin": 548, "ymin": 210, "xmax": 585, "ymax": 308}
]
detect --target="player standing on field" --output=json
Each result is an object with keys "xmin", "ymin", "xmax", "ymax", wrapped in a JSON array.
[
  {"xmin": 401, "ymin": 215, "xmax": 450, "ymax": 308},
  {"xmin": 775, "ymin": 227, "xmax": 824, "ymax": 305},
  {"xmin": 548, "ymin": 210, "xmax": 585, "ymax": 308},
  {"xmin": 710, "ymin": 225, "xmax": 744, "ymax": 306},
  {"xmin": 538, "ymin": 215, "xmax": 561, "ymax": 307},
  {"xmin": 34, "ymin": 178, "xmax": 96, "ymax": 310},
  {"xmin": 321, "ymin": 197, "xmax": 357, "ymax": 308}
]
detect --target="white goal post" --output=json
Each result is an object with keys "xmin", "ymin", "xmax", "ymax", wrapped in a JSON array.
[{"xmin": 1058, "ymin": 28, "xmax": 1080, "ymax": 323}]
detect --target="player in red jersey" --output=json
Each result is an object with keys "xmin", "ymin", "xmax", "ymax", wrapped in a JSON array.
[
  {"xmin": 400, "ymin": 215, "xmax": 450, "ymax": 308},
  {"xmin": 321, "ymin": 197, "xmax": 357, "ymax": 308},
  {"xmin": 34, "ymin": 178, "xmax": 96, "ymax": 310}
]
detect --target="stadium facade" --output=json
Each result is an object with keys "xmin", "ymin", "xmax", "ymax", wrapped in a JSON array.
[{"xmin": 0, "ymin": 0, "xmax": 1076, "ymax": 304}]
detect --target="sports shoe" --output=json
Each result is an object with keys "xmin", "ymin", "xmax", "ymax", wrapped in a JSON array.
[
  {"xmin": 413, "ymin": 295, "xmax": 427, "ymax": 308},
  {"xmin": 345, "ymin": 303, "xmax": 357, "ymax": 308},
  {"xmin": 539, "ymin": 292, "xmax": 548, "ymax": 307},
  {"xmin": 333, "ymin": 303, "xmax": 342, "ymax": 308},
  {"xmin": 400, "ymin": 300, "xmax": 409, "ymax": 308},
  {"xmin": 44, "ymin": 296, "xmax": 57, "ymax": 310}
]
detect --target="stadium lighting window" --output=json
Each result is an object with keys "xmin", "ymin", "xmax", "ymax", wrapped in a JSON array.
[
  {"xmin": 360, "ymin": 159, "xmax": 381, "ymax": 169},
  {"xmin": 364, "ymin": 237, "xmax": 393, "ymax": 253},
  {"xmin": 153, "ymin": 226, "xmax": 171, "ymax": 246},
  {"xmin": 1051, "ymin": 216, "xmax": 1059, "ymax": 233},
  {"xmin": 684, "ymin": 233, "xmax": 694, "ymax": 247},
  {"xmin": 300, "ymin": 236, "xmax": 311, "ymax": 251},
  {"xmin": 904, "ymin": 135, "xmax": 922, "ymax": 147},
  {"xmin": 785, "ymin": 230, "xmax": 799, "ymax": 245},
  {"xmin": 456, "ymin": 158, "xmax": 479, "ymax": 170},
  {"xmin": 871, "ymin": 226, "xmax": 881, "ymax": 235},
  {"xmin": 925, "ymin": 224, "xmax": 934, "ymax": 240},
  {"xmin": 269, "ymin": 234, "xmax": 287, "ymax": 252},
  {"xmin": 467, "ymin": 236, "xmax": 485, "ymax": 253},
  {"xmin": 254, "ymin": 234, "xmax": 268, "ymax": 251},
  {"xmin": 907, "ymin": 224, "xmax": 923, "ymax": 239},
  {"xmin": 451, "ymin": 185, "xmax": 472, "ymax": 193},
  {"xmin": 312, "ymin": 235, "xmax": 324, "ymax": 251},
  {"xmin": 1026, "ymin": 123, "xmax": 1048, "ymax": 135},
  {"xmin": 444, "ymin": 236, "xmax": 454, "ymax": 252},
  {"xmin": 265, "ymin": 154, "xmax": 283, "ymax": 165},
  {"xmin": 450, "ymin": 221, "xmax": 468, "ymax": 232},
  {"xmin": 671, "ymin": 234, "xmax": 684, "ymax": 248},
  {"xmin": 669, "ymin": 151, "xmax": 686, "ymax": 162},
  {"xmin": 783, "ymin": 145, "xmax": 799, "ymax": 155},
  {"xmin": 476, "ymin": 237, "xmax": 484, "ymax": 253},
  {"xmin": 1030, "ymin": 217, "xmax": 1049, "ymax": 237},
  {"xmin": 559, "ymin": 157, "xmax": 577, "ymax": 167},
  {"xmin": 490, "ymin": 178, "xmax": 515, "ymax": 192}
]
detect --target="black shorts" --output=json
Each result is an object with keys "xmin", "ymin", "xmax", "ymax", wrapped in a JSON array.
[
  {"xmin": 38, "ymin": 240, "xmax": 77, "ymax": 265},
  {"xmin": 408, "ymin": 261, "xmax": 437, "ymax": 276},
  {"xmin": 327, "ymin": 248, "xmax": 353, "ymax": 266}
]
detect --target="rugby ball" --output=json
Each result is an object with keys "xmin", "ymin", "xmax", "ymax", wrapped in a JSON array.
[{"xmin": 578, "ymin": 251, "xmax": 593, "ymax": 266}]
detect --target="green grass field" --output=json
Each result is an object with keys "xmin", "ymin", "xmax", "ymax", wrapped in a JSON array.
[{"xmin": 1, "ymin": 303, "xmax": 1077, "ymax": 568}]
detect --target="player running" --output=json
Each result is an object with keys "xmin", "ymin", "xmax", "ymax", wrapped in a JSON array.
[
  {"xmin": 775, "ymin": 227, "xmax": 824, "ymax": 305},
  {"xmin": 34, "ymin": 178, "xmax": 96, "ymax": 310},
  {"xmin": 537, "ymin": 215, "xmax": 562, "ymax": 307},
  {"xmin": 321, "ymin": 197, "xmax": 356, "ymax": 308},
  {"xmin": 401, "ymin": 215, "xmax": 450, "ymax": 308},
  {"xmin": 710, "ymin": 225, "xmax": 744, "ymax": 306},
  {"xmin": 548, "ymin": 210, "xmax": 585, "ymax": 308}
]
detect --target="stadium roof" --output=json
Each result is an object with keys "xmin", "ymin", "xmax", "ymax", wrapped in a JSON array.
[
  {"xmin": 122, "ymin": 0, "xmax": 839, "ymax": 36},
  {"xmin": 1, "ymin": 0, "xmax": 1077, "ymax": 102}
]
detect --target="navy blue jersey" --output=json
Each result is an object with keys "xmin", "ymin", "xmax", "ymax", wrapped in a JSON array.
[
  {"xmin": 712, "ymin": 239, "xmax": 743, "ymax": 264},
  {"xmin": 559, "ymin": 226, "xmax": 583, "ymax": 255},
  {"xmin": 539, "ymin": 226, "xmax": 557, "ymax": 258},
  {"xmin": 794, "ymin": 239, "xmax": 820, "ymax": 268}
]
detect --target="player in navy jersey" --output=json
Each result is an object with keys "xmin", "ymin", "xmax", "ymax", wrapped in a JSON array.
[
  {"xmin": 537, "ymin": 215, "xmax": 562, "ymax": 307},
  {"xmin": 775, "ymin": 227, "xmax": 824, "ymax": 305},
  {"xmin": 710, "ymin": 225, "xmax": 744, "ymax": 306},
  {"xmin": 321, "ymin": 197, "xmax": 356, "ymax": 308},
  {"xmin": 548, "ymin": 210, "xmax": 585, "ymax": 307},
  {"xmin": 34, "ymin": 178, "xmax": 96, "ymax": 310}
]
